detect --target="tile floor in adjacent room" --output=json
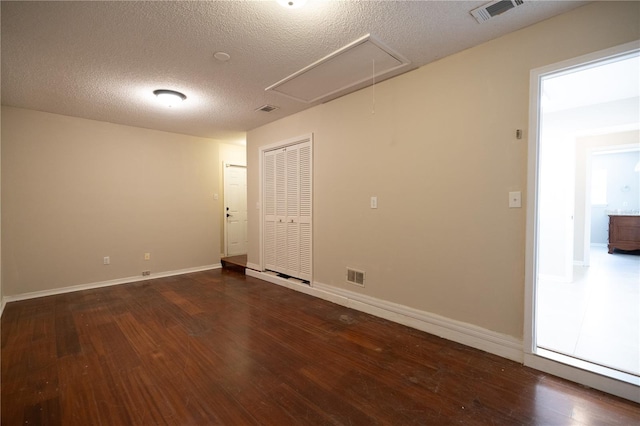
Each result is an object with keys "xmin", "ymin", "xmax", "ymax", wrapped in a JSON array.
[{"xmin": 537, "ymin": 245, "xmax": 640, "ymax": 376}]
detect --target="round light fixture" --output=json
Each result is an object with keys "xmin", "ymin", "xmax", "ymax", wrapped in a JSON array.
[
  {"xmin": 213, "ymin": 51, "xmax": 231, "ymax": 62},
  {"xmin": 153, "ymin": 89, "xmax": 187, "ymax": 107},
  {"xmin": 277, "ymin": 0, "xmax": 307, "ymax": 9}
]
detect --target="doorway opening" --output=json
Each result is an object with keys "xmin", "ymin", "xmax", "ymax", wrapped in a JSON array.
[{"xmin": 525, "ymin": 41, "xmax": 640, "ymax": 402}]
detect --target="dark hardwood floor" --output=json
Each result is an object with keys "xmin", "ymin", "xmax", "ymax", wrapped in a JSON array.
[
  {"xmin": 2, "ymin": 269, "xmax": 639, "ymax": 425},
  {"xmin": 221, "ymin": 255, "xmax": 247, "ymax": 274}
]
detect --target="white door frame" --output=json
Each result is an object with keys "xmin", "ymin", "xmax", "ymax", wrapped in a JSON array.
[
  {"xmin": 223, "ymin": 162, "xmax": 247, "ymax": 257},
  {"xmin": 257, "ymin": 133, "xmax": 313, "ymax": 277},
  {"xmin": 524, "ymin": 40, "xmax": 640, "ymax": 402},
  {"xmin": 583, "ymin": 146, "xmax": 594, "ymax": 267}
]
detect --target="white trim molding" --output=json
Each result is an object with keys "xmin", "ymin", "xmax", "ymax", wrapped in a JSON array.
[
  {"xmin": 247, "ymin": 269, "xmax": 523, "ymax": 363},
  {"xmin": 2, "ymin": 264, "xmax": 222, "ymax": 304},
  {"xmin": 525, "ymin": 40, "xmax": 640, "ymax": 403},
  {"xmin": 257, "ymin": 133, "xmax": 314, "ymax": 281},
  {"xmin": 246, "ymin": 262, "xmax": 262, "ymax": 272},
  {"xmin": 525, "ymin": 352, "xmax": 640, "ymax": 403}
]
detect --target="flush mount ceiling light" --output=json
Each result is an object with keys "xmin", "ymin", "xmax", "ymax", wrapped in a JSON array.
[
  {"xmin": 153, "ymin": 89, "xmax": 187, "ymax": 107},
  {"xmin": 277, "ymin": 0, "xmax": 307, "ymax": 9},
  {"xmin": 213, "ymin": 51, "xmax": 231, "ymax": 62}
]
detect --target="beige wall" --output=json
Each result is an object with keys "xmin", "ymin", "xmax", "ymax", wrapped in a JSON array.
[
  {"xmin": 1, "ymin": 106, "xmax": 223, "ymax": 296},
  {"xmin": 219, "ymin": 143, "xmax": 247, "ymax": 168},
  {"xmin": 247, "ymin": 2, "xmax": 640, "ymax": 339}
]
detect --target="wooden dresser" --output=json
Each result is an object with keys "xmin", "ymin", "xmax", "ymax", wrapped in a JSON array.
[{"xmin": 608, "ymin": 215, "xmax": 640, "ymax": 253}]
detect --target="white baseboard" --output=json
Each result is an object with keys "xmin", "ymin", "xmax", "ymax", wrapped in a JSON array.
[
  {"xmin": 246, "ymin": 262, "xmax": 261, "ymax": 271},
  {"xmin": 538, "ymin": 273, "xmax": 572, "ymax": 284},
  {"xmin": 2, "ymin": 264, "xmax": 222, "ymax": 304},
  {"xmin": 525, "ymin": 352, "xmax": 640, "ymax": 403},
  {"xmin": 246, "ymin": 269, "xmax": 523, "ymax": 363}
]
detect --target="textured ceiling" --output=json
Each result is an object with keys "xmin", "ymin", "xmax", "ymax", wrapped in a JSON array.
[{"xmin": 1, "ymin": 1, "xmax": 589, "ymax": 144}]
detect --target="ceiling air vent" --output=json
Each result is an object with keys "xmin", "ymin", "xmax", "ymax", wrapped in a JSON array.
[
  {"xmin": 255, "ymin": 104, "xmax": 279, "ymax": 113},
  {"xmin": 470, "ymin": 0, "xmax": 524, "ymax": 23}
]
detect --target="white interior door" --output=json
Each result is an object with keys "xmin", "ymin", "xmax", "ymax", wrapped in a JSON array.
[{"xmin": 224, "ymin": 164, "xmax": 247, "ymax": 256}]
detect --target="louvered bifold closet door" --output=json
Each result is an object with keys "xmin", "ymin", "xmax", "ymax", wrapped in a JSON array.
[
  {"xmin": 263, "ymin": 150, "xmax": 277, "ymax": 272},
  {"xmin": 275, "ymin": 149, "xmax": 288, "ymax": 272},
  {"xmin": 297, "ymin": 142, "xmax": 312, "ymax": 281},
  {"xmin": 262, "ymin": 138, "xmax": 312, "ymax": 282},
  {"xmin": 286, "ymin": 147, "xmax": 300, "ymax": 276}
]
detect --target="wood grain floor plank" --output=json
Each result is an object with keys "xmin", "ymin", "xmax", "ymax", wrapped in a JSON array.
[
  {"xmin": 54, "ymin": 306, "xmax": 81, "ymax": 358},
  {"xmin": 268, "ymin": 381, "xmax": 348, "ymax": 426},
  {"xmin": 22, "ymin": 396, "xmax": 61, "ymax": 426},
  {"xmin": 56, "ymin": 380, "xmax": 102, "ymax": 425},
  {"xmin": 158, "ymin": 289, "xmax": 207, "ymax": 316},
  {"xmin": 208, "ymin": 313, "xmax": 389, "ymax": 424},
  {"xmin": 96, "ymin": 321, "xmax": 142, "ymax": 373},
  {"xmin": 113, "ymin": 311, "xmax": 161, "ymax": 357},
  {"xmin": 189, "ymin": 332, "xmax": 315, "ymax": 425},
  {"xmin": 2, "ymin": 362, "xmax": 59, "ymax": 409},
  {"xmin": 3, "ymin": 269, "xmax": 640, "ymax": 425}
]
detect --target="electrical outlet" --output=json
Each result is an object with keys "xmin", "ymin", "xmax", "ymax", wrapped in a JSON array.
[
  {"xmin": 144, "ymin": 253, "xmax": 151, "ymax": 261},
  {"xmin": 142, "ymin": 270, "xmax": 151, "ymax": 276},
  {"xmin": 103, "ymin": 256, "xmax": 110, "ymax": 265}
]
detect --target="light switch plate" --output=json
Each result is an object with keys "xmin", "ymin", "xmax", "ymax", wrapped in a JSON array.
[
  {"xmin": 370, "ymin": 196, "xmax": 378, "ymax": 209},
  {"xmin": 509, "ymin": 191, "xmax": 522, "ymax": 208}
]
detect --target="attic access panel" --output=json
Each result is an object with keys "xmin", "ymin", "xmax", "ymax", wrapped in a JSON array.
[{"xmin": 265, "ymin": 35, "xmax": 410, "ymax": 103}]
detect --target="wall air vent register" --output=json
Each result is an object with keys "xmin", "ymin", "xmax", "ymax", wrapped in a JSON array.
[{"xmin": 347, "ymin": 268, "xmax": 365, "ymax": 286}]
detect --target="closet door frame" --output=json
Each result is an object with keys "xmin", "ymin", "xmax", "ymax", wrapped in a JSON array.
[{"xmin": 258, "ymin": 133, "xmax": 313, "ymax": 282}]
